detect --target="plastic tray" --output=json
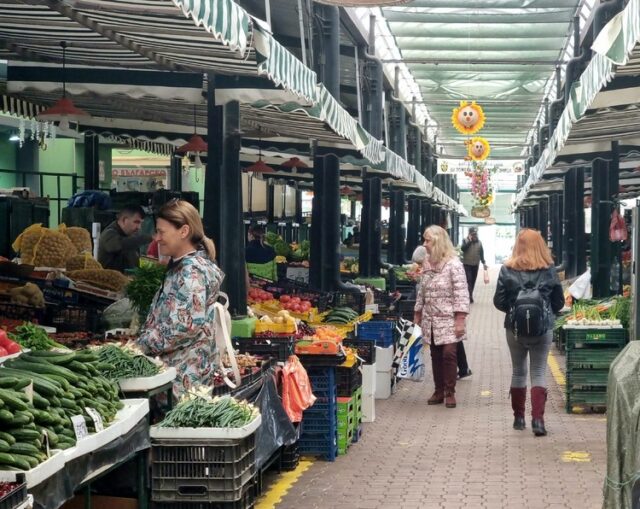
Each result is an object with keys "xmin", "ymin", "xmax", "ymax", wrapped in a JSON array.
[
  {"xmin": 0, "ymin": 450, "xmax": 65, "ymax": 488},
  {"xmin": 63, "ymin": 398, "xmax": 150, "ymax": 462},
  {"xmin": 119, "ymin": 367, "xmax": 177, "ymax": 392},
  {"xmin": 150, "ymin": 415, "xmax": 262, "ymax": 440}
]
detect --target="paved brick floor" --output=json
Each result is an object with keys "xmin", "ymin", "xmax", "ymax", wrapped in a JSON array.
[{"xmin": 275, "ymin": 271, "xmax": 607, "ymax": 509}]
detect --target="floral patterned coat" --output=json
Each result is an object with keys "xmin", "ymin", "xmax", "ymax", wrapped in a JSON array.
[
  {"xmin": 414, "ymin": 257, "xmax": 469, "ymax": 345},
  {"xmin": 137, "ymin": 251, "xmax": 224, "ymax": 398}
]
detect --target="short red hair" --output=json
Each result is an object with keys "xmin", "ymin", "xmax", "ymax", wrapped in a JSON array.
[{"xmin": 504, "ymin": 228, "xmax": 554, "ymax": 271}]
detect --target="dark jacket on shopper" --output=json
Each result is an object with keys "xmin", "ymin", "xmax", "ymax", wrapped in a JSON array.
[
  {"xmin": 97, "ymin": 221, "xmax": 151, "ymax": 272},
  {"xmin": 461, "ymin": 239, "xmax": 485, "ymax": 266},
  {"xmin": 493, "ymin": 265, "xmax": 564, "ymax": 330}
]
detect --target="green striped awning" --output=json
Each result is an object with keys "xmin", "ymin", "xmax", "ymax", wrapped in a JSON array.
[
  {"xmin": 515, "ymin": 0, "xmax": 640, "ymax": 208},
  {"xmin": 172, "ymin": 0, "xmax": 250, "ymax": 55}
]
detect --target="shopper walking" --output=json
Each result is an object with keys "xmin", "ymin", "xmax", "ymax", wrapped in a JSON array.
[
  {"xmin": 461, "ymin": 227, "xmax": 487, "ymax": 303},
  {"xmin": 493, "ymin": 229, "xmax": 564, "ymax": 436},
  {"xmin": 414, "ymin": 226, "xmax": 469, "ymax": 408}
]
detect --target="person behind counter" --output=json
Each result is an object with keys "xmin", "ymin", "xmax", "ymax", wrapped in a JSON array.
[
  {"xmin": 136, "ymin": 199, "xmax": 224, "ymax": 398},
  {"xmin": 97, "ymin": 205, "xmax": 152, "ymax": 272},
  {"xmin": 245, "ymin": 226, "xmax": 277, "ymax": 281}
]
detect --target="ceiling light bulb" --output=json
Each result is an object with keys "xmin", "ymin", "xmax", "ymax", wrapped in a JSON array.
[
  {"xmin": 9, "ymin": 134, "xmax": 20, "ymax": 142},
  {"xmin": 194, "ymin": 153, "xmax": 203, "ymax": 169},
  {"xmin": 58, "ymin": 117, "xmax": 70, "ymax": 131}
]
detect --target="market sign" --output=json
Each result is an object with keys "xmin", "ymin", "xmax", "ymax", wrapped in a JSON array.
[
  {"xmin": 437, "ymin": 159, "xmax": 524, "ymax": 175},
  {"xmin": 112, "ymin": 168, "xmax": 168, "ymax": 178}
]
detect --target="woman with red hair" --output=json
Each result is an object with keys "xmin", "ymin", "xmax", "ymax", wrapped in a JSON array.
[{"xmin": 493, "ymin": 229, "xmax": 564, "ymax": 436}]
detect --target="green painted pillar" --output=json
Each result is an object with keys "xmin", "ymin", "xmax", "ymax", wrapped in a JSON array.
[{"xmin": 591, "ymin": 159, "xmax": 613, "ymax": 298}]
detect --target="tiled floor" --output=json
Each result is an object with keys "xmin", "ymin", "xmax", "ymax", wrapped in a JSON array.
[{"xmin": 274, "ymin": 271, "xmax": 607, "ymax": 509}]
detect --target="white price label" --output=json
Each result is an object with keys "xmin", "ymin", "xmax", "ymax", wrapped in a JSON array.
[
  {"xmin": 85, "ymin": 407, "xmax": 104, "ymax": 432},
  {"xmin": 22, "ymin": 382, "xmax": 34, "ymax": 405},
  {"xmin": 71, "ymin": 415, "xmax": 89, "ymax": 441},
  {"xmin": 278, "ymin": 222, "xmax": 286, "ymax": 227},
  {"xmin": 42, "ymin": 430, "xmax": 51, "ymax": 457},
  {"xmin": 365, "ymin": 304, "xmax": 379, "ymax": 313}
]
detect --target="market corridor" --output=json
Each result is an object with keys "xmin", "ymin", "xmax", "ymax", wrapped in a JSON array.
[{"xmin": 267, "ymin": 272, "xmax": 607, "ymax": 509}]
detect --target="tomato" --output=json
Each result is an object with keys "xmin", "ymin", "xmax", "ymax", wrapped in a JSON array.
[
  {"xmin": 4, "ymin": 342, "xmax": 20, "ymax": 355},
  {"xmin": 280, "ymin": 295, "xmax": 291, "ymax": 303},
  {"xmin": 0, "ymin": 330, "xmax": 10, "ymax": 347},
  {"xmin": 301, "ymin": 301, "xmax": 312, "ymax": 309},
  {"xmin": 291, "ymin": 297, "xmax": 301, "ymax": 304},
  {"xmin": 0, "ymin": 346, "xmax": 8, "ymax": 357}
]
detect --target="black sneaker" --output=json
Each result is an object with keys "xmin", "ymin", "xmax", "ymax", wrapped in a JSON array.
[{"xmin": 457, "ymin": 369, "xmax": 473, "ymax": 380}]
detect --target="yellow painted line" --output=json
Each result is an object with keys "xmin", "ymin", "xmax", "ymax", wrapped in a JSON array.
[
  {"xmin": 561, "ymin": 451, "xmax": 591, "ymax": 463},
  {"xmin": 547, "ymin": 350, "xmax": 566, "ymax": 388},
  {"xmin": 255, "ymin": 459, "xmax": 314, "ymax": 509}
]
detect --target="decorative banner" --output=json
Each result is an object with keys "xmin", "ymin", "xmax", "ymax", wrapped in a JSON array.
[
  {"xmin": 437, "ymin": 159, "xmax": 524, "ymax": 175},
  {"xmin": 451, "ymin": 101, "xmax": 486, "ymax": 135}
]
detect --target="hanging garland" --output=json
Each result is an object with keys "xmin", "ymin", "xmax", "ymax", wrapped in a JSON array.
[
  {"xmin": 465, "ymin": 161, "xmax": 494, "ymax": 209},
  {"xmin": 451, "ymin": 101, "xmax": 486, "ymax": 136}
]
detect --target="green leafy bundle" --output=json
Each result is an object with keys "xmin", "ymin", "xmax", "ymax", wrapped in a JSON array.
[
  {"xmin": 125, "ymin": 264, "xmax": 167, "ymax": 318},
  {"xmin": 160, "ymin": 395, "xmax": 259, "ymax": 428}
]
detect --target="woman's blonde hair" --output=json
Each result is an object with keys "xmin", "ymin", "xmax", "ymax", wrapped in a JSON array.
[
  {"xmin": 504, "ymin": 228, "xmax": 553, "ymax": 271},
  {"xmin": 157, "ymin": 200, "xmax": 216, "ymax": 261},
  {"xmin": 423, "ymin": 225, "xmax": 457, "ymax": 264}
]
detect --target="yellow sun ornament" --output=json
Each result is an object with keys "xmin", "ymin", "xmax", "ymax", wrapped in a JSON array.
[
  {"xmin": 467, "ymin": 137, "xmax": 491, "ymax": 161},
  {"xmin": 451, "ymin": 101, "xmax": 486, "ymax": 135}
]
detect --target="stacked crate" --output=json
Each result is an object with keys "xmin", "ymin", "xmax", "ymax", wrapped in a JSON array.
[
  {"xmin": 565, "ymin": 326, "xmax": 627, "ymax": 413},
  {"xmin": 337, "ymin": 396, "xmax": 354, "ymax": 455},
  {"xmin": 299, "ymin": 367, "xmax": 338, "ymax": 461}
]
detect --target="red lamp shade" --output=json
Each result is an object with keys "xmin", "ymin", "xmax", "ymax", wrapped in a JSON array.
[
  {"xmin": 38, "ymin": 97, "xmax": 90, "ymax": 120},
  {"xmin": 176, "ymin": 134, "xmax": 208, "ymax": 154},
  {"xmin": 340, "ymin": 185, "xmax": 354, "ymax": 195},
  {"xmin": 281, "ymin": 156, "xmax": 308, "ymax": 169},
  {"xmin": 244, "ymin": 158, "xmax": 274, "ymax": 174}
]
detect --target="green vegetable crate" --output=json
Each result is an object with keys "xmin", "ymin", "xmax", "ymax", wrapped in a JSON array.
[
  {"xmin": 564, "ymin": 327, "xmax": 628, "ymax": 413},
  {"xmin": 336, "ymin": 387, "xmax": 364, "ymax": 455}
]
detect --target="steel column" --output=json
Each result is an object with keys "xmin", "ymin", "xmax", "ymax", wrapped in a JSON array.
[
  {"xmin": 591, "ymin": 160, "xmax": 612, "ymax": 297},
  {"xmin": 310, "ymin": 155, "xmax": 325, "ymax": 288},
  {"xmin": 84, "ymin": 133, "xmax": 99, "ymax": 191},
  {"xmin": 170, "ymin": 151, "xmax": 182, "ymax": 191}
]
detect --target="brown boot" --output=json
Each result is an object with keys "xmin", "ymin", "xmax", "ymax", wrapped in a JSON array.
[
  {"xmin": 443, "ymin": 343, "xmax": 458, "ymax": 408},
  {"xmin": 531, "ymin": 386, "xmax": 547, "ymax": 436},
  {"xmin": 510, "ymin": 387, "xmax": 527, "ymax": 430},
  {"xmin": 429, "ymin": 342, "xmax": 444, "ymax": 405}
]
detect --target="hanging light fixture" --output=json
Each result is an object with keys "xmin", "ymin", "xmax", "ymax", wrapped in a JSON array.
[
  {"xmin": 177, "ymin": 105, "xmax": 207, "ymax": 169},
  {"xmin": 37, "ymin": 41, "xmax": 90, "ymax": 130},
  {"xmin": 244, "ymin": 136, "xmax": 274, "ymax": 174},
  {"xmin": 281, "ymin": 156, "xmax": 309, "ymax": 170}
]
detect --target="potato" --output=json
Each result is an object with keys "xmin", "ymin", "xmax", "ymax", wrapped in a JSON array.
[{"xmin": 68, "ymin": 269, "xmax": 129, "ymax": 292}]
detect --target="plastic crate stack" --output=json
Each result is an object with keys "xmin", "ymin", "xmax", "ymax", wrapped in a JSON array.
[
  {"xmin": 150, "ymin": 433, "xmax": 258, "ymax": 509},
  {"xmin": 565, "ymin": 327, "xmax": 628, "ymax": 413},
  {"xmin": 299, "ymin": 367, "xmax": 338, "ymax": 461},
  {"xmin": 335, "ymin": 358, "xmax": 364, "ymax": 455},
  {"xmin": 355, "ymin": 320, "xmax": 396, "ymax": 348}
]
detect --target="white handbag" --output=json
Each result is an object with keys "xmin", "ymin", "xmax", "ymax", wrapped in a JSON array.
[{"xmin": 213, "ymin": 292, "xmax": 242, "ymax": 389}]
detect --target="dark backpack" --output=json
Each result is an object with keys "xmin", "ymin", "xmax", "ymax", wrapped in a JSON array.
[{"xmin": 510, "ymin": 271, "xmax": 549, "ymax": 337}]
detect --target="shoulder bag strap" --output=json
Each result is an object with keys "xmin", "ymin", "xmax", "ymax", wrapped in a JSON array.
[{"xmin": 213, "ymin": 300, "xmax": 242, "ymax": 389}]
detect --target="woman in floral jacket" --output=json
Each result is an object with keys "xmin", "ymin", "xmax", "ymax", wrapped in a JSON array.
[
  {"xmin": 137, "ymin": 200, "xmax": 224, "ymax": 399},
  {"xmin": 414, "ymin": 225, "xmax": 470, "ymax": 408}
]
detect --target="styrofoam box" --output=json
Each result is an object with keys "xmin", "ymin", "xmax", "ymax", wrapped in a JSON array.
[
  {"xmin": 361, "ymin": 392, "xmax": 375, "ymax": 423},
  {"xmin": 376, "ymin": 345, "xmax": 394, "ymax": 372},
  {"xmin": 119, "ymin": 367, "xmax": 177, "ymax": 392},
  {"xmin": 0, "ymin": 450, "xmax": 65, "ymax": 487},
  {"xmin": 150, "ymin": 414, "xmax": 262, "ymax": 440},
  {"xmin": 63, "ymin": 398, "xmax": 150, "ymax": 462},
  {"xmin": 375, "ymin": 369, "xmax": 393, "ymax": 400},
  {"xmin": 362, "ymin": 363, "xmax": 377, "ymax": 396}
]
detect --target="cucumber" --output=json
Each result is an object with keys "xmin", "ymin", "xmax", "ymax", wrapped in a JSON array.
[
  {"xmin": 0, "ymin": 377, "xmax": 19, "ymax": 389},
  {"xmin": 32, "ymin": 392, "xmax": 49, "ymax": 410},
  {"xmin": 11, "ymin": 412, "xmax": 32, "ymax": 426},
  {"xmin": 0, "ymin": 409, "xmax": 14, "ymax": 424},
  {"xmin": 60, "ymin": 398, "xmax": 76, "ymax": 410},
  {"xmin": 22, "ymin": 352, "xmax": 76, "ymax": 365},
  {"xmin": 12, "ymin": 442, "xmax": 41, "ymax": 456},
  {"xmin": 33, "ymin": 409, "xmax": 59, "ymax": 426},
  {"xmin": 14, "ymin": 379, "xmax": 32, "ymax": 390},
  {"xmin": 0, "ymin": 368, "xmax": 64, "ymax": 397},
  {"xmin": 9, "ymin": 429, "xmax": 42, "ymax": 443},
  {"xmin": 13, "ymin": 454, "xmax": 39, "ymax": 469},
  {"xmin": 0, "ymin": 389, "xmax": 29, "ymax": 411},
  {"xmin": 5, "ymin": 359, "xmax": 79, "ymax": 383},
  {"xmin": 42, "ymin": 428, "xmax": 59, "ymax": 447},
  {"xmin": 0, "ymin": 439, "xmax": 9, "ymax": 453},
  {"xmin": 0, "ymin": 453, "xmax": 30, "ymax": 471},
  {"xmin": 68, "ymin": 361, "xmax": 89, "ymax": 374},
  {"xmin": 0, "ymin": 432, "xmax": 15, "ymax": 445}
]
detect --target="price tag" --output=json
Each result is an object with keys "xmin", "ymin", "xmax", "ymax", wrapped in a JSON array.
[
  {"xmin": 71, "ymin": 415, "xmax": 89, "ymax": 441},
  {"xmin": 42, "ymin": 430, "xmax": 51, "ymax": 457},
  {"xmin": 85, "ymin": 407, "xmax": 104, "ymax": 432},
  {"xmin": 365, "ymin": 304, "xmax": 379, "ymax": 313},
  {"xmin": 22, "ymin": 382, "xmax": 33, "ymax": 405}
]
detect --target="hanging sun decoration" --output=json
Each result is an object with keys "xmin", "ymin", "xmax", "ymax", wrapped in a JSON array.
[
  {"xmin": 451, "ymin": 101, "xmax": 486, "ymax": 135},
  {"xmin": 466, "ymin": 137, "xmax": 491, "ymax": 161}
]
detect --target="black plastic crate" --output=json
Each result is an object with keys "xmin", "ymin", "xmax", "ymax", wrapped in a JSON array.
[
  {"xmin": 336, "ymin": 363, "xmax": 362, "ymax": 397},
  {"xmin": 0, "ymin": 474, "xmax": 26, "ymax": 509},
  {"xmin": 151, "ymin": 435, "xmax": 256, "ymax": 504},
  {"xmin": 330, "ymin": 291, "xmax": 366, "ymax": 315},
  {"xmin": 280, "ymin": 442, "xmax": 300, "ymax": 471},
  {"xmin": 44, "ymin": 305, "xmax": 102, "ymax": 333},
  {"xmin": 0, "ymin": 299, "xmax": 46, "ymax": 323},
  {"xmin": 153, "ymin": 475, "xmax": 256, "ymax": 509},
  {"xmin": 232, "ymin": 337, "xmax": 294, "ymax": 362},
  {"xmin": 343, "ymin": 339, "xmax": 376, "ymax": 364}
]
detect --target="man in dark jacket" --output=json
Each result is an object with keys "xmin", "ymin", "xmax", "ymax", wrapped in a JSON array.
[
  {"xmin": 461, "ymin": 227, "xmax": 488, "ymax": 304},
  {"xmin": 98, "ymin": 205, "xmax": 152, "ymax": 272}
]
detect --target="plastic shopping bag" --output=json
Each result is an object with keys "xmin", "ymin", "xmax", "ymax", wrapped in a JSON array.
[
  {"xmin": 393, "ymin": 318, "xmax": 426, "ymax": 382},
  {"xmin": 610, "ymin": 208, "xmax": 628, "ymax": 242},
  {"xmin": 281, "ymin": 355, "xmax": 316, "ymax": 423},
  {"xmin": 483, "ymin": 268, "xmax": 490, "ymax": 285},
  {"xmin": 569, "ymin": 269, "xmax": 592, "ymax": 300}
]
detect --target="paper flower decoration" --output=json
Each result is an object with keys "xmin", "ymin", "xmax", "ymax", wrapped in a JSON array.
[
  {"xmin": 451, "ymin": 101, "xmax": 486, "ymax": 135},
  {"xmin": 467, "ymin": 137, "xmax": 491, "ymax": 161}
]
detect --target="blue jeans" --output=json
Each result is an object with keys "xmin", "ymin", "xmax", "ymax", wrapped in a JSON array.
[{"xmin": 505, "ymin": 329, "xmax": 553, "ymax": 388}]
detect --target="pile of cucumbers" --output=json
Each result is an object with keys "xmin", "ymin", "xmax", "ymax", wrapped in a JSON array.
[
  {"xmin": 323, "ymin": 307, "xmax": 360, "ymax": 325},
  {"xmin": 0, "ymin": 350, "xmax": 123, "ymax": 471}
]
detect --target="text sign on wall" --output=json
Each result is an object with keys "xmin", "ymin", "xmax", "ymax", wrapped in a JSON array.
[
  {"xmin": 112, "ymin": 168, "xmax": 168, "ymax": 178},
  {"xmin": 437, "ymin": 159, "xmax": 524, "ymax": 175}
]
